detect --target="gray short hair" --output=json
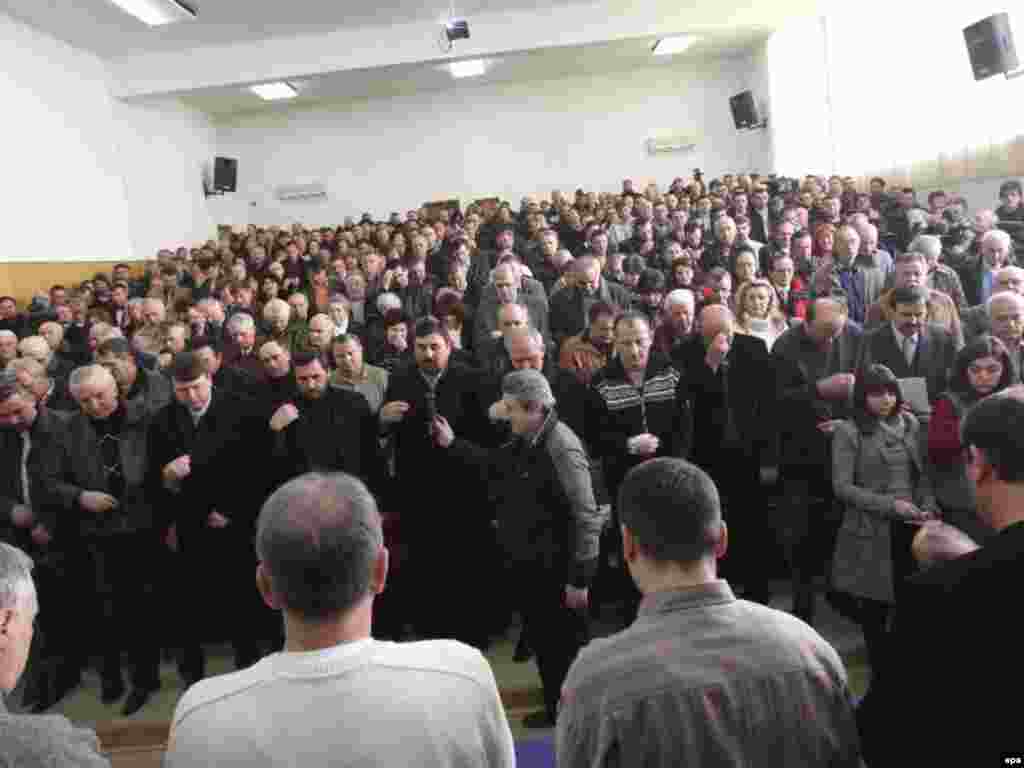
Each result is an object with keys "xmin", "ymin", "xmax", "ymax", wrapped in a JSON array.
[
  {"xmin": 376, "ymin": 292, "xmax": 401, "ymax": 315},
  {"xmin": 69, "ymin": 364, "xmax": 115, "ymax": 397},
  {"xmin": 982, "ymin": 229, "xmax": 1012, "ymax": 249},
  {"xmin": 664, "ymin": 289, "xmax": 695, "ymax": 310},
  {"xmin": 988, "ymin": 291, "xmax": 1024, "ymax": 318},
  {"xmin": 227, "ymin": 312, "xmax": 255, "ymax": 335},
  {"xmin": 0, "ymin": 542, "xmax": 34, "ymax": 612},
  {"xmin": 256, "ymin": 473, "xmax": 383, "ymax": 621},
  {"xmin": 909, "ymin": 234, "xmax": 942, "ymax": 260}
]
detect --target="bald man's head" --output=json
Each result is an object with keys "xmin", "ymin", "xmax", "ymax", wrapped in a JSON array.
[{"xmin": 698, "ymin": 304, "xmax": 735, "ymax": 347}]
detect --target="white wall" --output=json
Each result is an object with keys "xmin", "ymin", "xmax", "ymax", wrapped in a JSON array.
[
  {"xmin": 0, "ymin": 10, "xmax": 216, "ymax": 263},
  {"xmin": 735, "ymin": 42, "xmax": 774, "ymax": 174},
  {"xmin": 213, "ymin": 56, "xmax": 770, "ymax": 226}
]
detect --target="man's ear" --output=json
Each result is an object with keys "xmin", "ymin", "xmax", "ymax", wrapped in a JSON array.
[
  {"xmin": 968, "ymin": 446, "xmax": 994, "ymax": 484},
  {"xmin": 372, "ymin": 547, "xmax": 389, "ymax": 596},
  {"xmin": 712, "ymin": 521, "xmax": 729, "ymax": 561},
  {"xmin": 256, "ymin": 563, "xmax": 280, "ymax": 610},
  {"xmin": 621, "ymin": 524, "xmax": 638, "ymax": 564}
]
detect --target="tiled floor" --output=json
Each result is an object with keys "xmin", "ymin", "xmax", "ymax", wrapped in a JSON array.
[{"xmin": 11, "ymin": 587, "xmax": 870, "ymax": 745}]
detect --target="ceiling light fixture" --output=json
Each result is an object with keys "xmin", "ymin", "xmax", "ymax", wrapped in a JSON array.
[
  {"xmin": 448, "ymin": 59, "xmax": 487, "ymax": 78},
  {"xmin": 249, "ymin": 82, "xmax": 299, "ymax": 101},
  {"xmin": 105, "ymin": 0, "xmax": 197, "ymax": 26},
  {"xmin": 652, "ymin": 35, "xmax": 700, "ymax": 56}
]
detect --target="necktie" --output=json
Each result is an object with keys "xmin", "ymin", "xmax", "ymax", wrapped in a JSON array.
[
  {"xmin": 20, "ymin": 431, "xmax": 31, "ymax": 508},
  {"xmin": 903, "ymin": 335, "xmax": 915, "ymax": 367}
]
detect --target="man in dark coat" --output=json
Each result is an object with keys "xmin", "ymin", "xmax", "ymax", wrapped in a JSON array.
[
  {"xmin": 268, "ymin": 352, "xmax": 380, "ymax": 494},
  {"xmin": 35, "ymin": 365, "xmax": 161, "ymax": 716},
  {"xmin": 549, "ymin": 256, "xmax": 633, "ymax": 350},
  {"xmin": 190, "ymin": 335, "xmax": 262, "ymax": 401},
  {"xmin": 0, "ymin": 373, "xmax": 79, "ymax": 712},
  {"xmin": 147, "ymin": 352, "xmax": 273, "ymax": 685},
  {"xmin": 95, "ymin": 336, "xmax": 172, "ymax": 416},
  {"xmin": 678, "ymin": 305, "xmax": 774, "ymax": 603},
  {"xmin": 380, "ymin": 316, "xmax": 493, "ymax": 647},
  {"xmin": 857, "ymin": 393, "xmax": 1024, "ymax": 765},
  {"xmin": 771, "ymin": 297, "xmax": 862, "ymax": 625}
]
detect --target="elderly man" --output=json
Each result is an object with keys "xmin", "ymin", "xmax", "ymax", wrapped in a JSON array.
[
  {"xmin": 865, "ymin": 251, "xmax": 963, "ymax": 346},
  {"xmin": 0, "ymin": 542, "xmax": 110, "ymax": 764},
  {"xmin": 223, "ymin": 312, "xmax": 265, "ymax": 381},
  {"xmin": 812, "ymin": 224, "xmax": 886, "ymax": 324},
  {"xmin": 147, "ymin": 352, "xmax": 271, "ymax": 685},
  {"xmin": 473, "ymin": 262, "xmax": 549, "ymax": 350},
  {"xmin": 8, "ymin": 358, "xmax": 74, "ymax": 414},
  {"xmin": 303, "ymin": 313, "xmax": 335, "ymax": 369},
  {"xmin": 95, "ymin": 337, "xmax": 172, "ymax": 415},
  {"xmin": 0, "ymin": 331, "xmax": 18, "ymax": 367},
  {"xmin": 549, "ymin": 256, "xmax": 633, "ymax": 350},
  {"xmin": 854, "ymin": 221, "xmax": 894, "ymax": 275},
  {"xmin": 703, "ymin": 215, "xmax": 739, "ymax": 272},
  {"xmin": 165, "ymin": 472, "xmax": 514, "ymax": 767},
  {"xmin": 858, "ymin": 393, "xmax": 1024, "ymax": 764},
  {"xmin": 651, "ymin": 288, "xmax": 695, "ymax": 363},
  {"xmin": 36, "ymin": 365, "xmax": 161, "ymax": 715},
  {"xmin": 910, "ymin": 234, "xmax": 968, "ymax": 314},
  {"xmin": 327, "ymin": 295, "xmax": 366, "ymax": 343},
  {"xmin": 962, "ymin": 265, "xmax": 1024, "ymax": 341},
  {"xmin": 772, "ymin": 297, "xmax": 862, "ymax": 624},
  {"xmin": 677, "ymin": 305, "xmax": 774, "ymax": 604},
  {"xmin": 17, "ymin": 335, "xmax": 70, "ymax": 384},
  {"xmin": 960, "ymin": 229, "xmax": 1013, "ymax": 307},
  {"xmin": 477, "ymin": 302, "xmax": 530, "ymax": 381},
  {"xmin": 987, "ymin": 292, "xmax": 1024, "ymax": 378},
  {"xmin": 444, "ymin": 370, "xmax": 603, "ymax": 728},
  {"xmin": 381, "ymin": 316, "xmax": 492, "ymax": 647},
  {"xmin": 556, "ymin": 458, "xmax": 860, "ymax": 767},
  {"xmin": 141, "ymin": 298, "xmax": 166, "ymax": 328},
  {"xmin": 262, "ymin": 298, "xmax": 300, "ymax": 353},
  {"xmin": 258, "ymin": 340, "xmax": 299, "ymax": 410},
  {"xmin": 330, "ymin": 334, "xmax": 388, "ymax": 414}
]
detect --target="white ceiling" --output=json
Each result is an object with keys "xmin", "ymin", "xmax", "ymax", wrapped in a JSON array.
[
  {"xmin": 183, "ymin": 31, "xmax": 770, "ymax": 117},
  {"xmin": 0, "ymin": 0, "xmax": 578, "ymax": 56}
]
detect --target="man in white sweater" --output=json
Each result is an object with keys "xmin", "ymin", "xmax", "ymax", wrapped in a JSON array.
[{"xmin": 165, "ymin": 472, "xmax": 515, "ymax": 768}]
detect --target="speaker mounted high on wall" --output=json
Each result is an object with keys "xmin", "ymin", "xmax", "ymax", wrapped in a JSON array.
[
  {"xmin": 964, "ymin": 13, "xmax": 1019, "ymax": 81},
  {"xmin": 213, "ymin": 157, "xmax": 238, "ymax": 193},
  {"xmin": 729, "ymin": 90, "xmax": 762, "ymax": 130}
]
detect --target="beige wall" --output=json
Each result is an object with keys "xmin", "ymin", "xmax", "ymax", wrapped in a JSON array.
[{"xmin": 0, "ymin": 261, "xmax": 148, "ymax": 307}]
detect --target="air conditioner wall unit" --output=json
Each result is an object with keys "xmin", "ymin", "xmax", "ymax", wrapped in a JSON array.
[
  {"xmin": 274, "ymin": 183, "xmax": 328, "ymax": 201},
  {"xmin": 646, "ymin": 136, "xmax": 698, "ymax": 155}
]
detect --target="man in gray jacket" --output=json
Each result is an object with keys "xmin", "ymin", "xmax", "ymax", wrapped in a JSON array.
[{"xmin": 0, "ymin": 542, "xmax": 110, "ymax": 766}]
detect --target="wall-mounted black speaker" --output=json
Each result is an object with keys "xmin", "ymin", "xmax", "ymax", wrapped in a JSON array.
[
  {"xmin": 213, "ymin": 157, "xmax": 238, "ymax": 193},
  {"xmin": 729, "ymin": 90, "xmax": 761, "ymax": 130},
  {"xmin": 964, "ymin": 13, "xmax": 1018, "ymax": 81}
]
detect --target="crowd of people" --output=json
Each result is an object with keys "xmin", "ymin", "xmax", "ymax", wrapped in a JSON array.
[{"xmin": 1, "ymin": 170, "xmax": 1024, "ymax": 766}]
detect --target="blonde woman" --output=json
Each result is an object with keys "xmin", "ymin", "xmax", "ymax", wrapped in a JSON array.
[{"xmin": 735, "ymin": 277, "xmax": 789, "ymax": 350}]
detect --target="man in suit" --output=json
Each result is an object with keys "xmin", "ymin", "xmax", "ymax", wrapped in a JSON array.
[
  {"xmin": 36, "ymin": 365, "xmax": 161, "ymax": 716},
  {"xmin": 549, "ymin": 256, "xmax": 633, "ymax": 351},
  {"xmin": 678, "ymin": 305, "xmax": 775, "ymax": 604},
  {"xmin": 380, "ymin": 316, "xmax": 493, "ymax": 647},
  {"xmin": 772, "ymin": 297, "xmax": 863, "ymax": 624},
  {"xmin": 189, "ymin": 335, "xmax": 261, "ymax": 401},
  {"xmin": 148, "ymin": 352, "xmax": 272, "ymax": 685},
  {"xmin": 811, "ymin": 224, "xmax": 886, "ymax": 325},
  {"xmin": 856, "ymin": 285, "xmax": 959, "ymax": 415},
  {"xmin": 958, "ymin": 229, "xmax": 1013, "ymax": 308},
  {"xmin": 476, "ymin": 302, "xmax": 529, "ymax": 382},
  {"xmin": 857, "ymin": 393, "xmax": 1024, "ymax": 765}
]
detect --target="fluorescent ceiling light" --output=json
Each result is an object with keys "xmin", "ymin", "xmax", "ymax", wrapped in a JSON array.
[
  {"xmin": 249, "ymin": 82, "xmax": 298, "ymax": 101},
  {"xmin": 106, "ymin": 0, "xmax": 197, "ymax": 27},
  {"xmin": 652, "ymin": 35, "xmax": 700, "ymax": 56},
  {"xmin": 448, "ymin": 59, "xmax": 487, "ymax": 78}
]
